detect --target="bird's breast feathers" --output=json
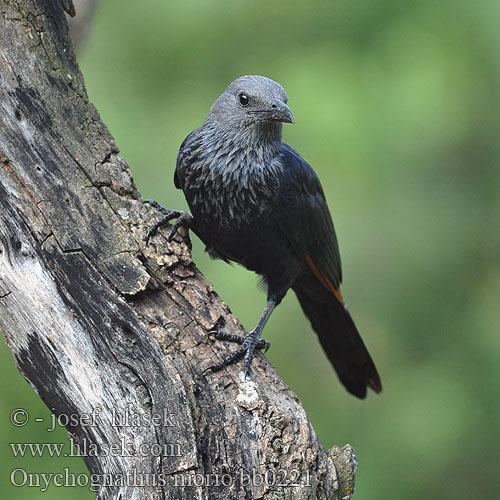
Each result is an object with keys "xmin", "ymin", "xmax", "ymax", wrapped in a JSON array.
[{"xmin": 177, "ymin": 131, "xmax": 283, "ymax": 228}]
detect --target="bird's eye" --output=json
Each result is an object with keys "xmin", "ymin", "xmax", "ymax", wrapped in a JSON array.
[{"xmin": 238, "ymin": 93, "xmax": 249, "ymax": 106}]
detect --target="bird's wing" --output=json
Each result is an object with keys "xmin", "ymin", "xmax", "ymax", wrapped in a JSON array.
[
  {"xmin": 278, "ymin": 143, "xmax": 343, "ymax": 291},
  {"xmin": 174, "ymin": 129, "xmax": 201, "ymax": 190}
]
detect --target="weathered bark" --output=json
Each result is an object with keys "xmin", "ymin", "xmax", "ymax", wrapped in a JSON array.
[{"xmin": 0, "ymin": 1, "xmax": 357, "ymax": 499}]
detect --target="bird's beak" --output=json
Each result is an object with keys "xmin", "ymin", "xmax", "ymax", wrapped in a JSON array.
[{"xmin": 271, "ymin": 99, "xmax": 295, "ymax": 124}]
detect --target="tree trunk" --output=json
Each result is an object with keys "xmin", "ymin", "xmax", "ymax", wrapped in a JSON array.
[{"xmin": 0, "ymin": 1, "xmax": 357, "ymax": 498}]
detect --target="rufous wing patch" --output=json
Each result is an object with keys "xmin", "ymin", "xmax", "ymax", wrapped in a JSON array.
[{"xmin": 306, "ymin": 253, "xmax": 345, "ymax": 305}]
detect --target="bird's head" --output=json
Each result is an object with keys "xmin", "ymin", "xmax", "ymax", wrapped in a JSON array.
[{"xmin": 205, "ymin": 75, "xmax": 294, "ymax": 136}]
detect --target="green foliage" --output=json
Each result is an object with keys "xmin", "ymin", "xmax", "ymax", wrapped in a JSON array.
[{"xmin": 2, "ymin": 0, "xmax": 498, "ymax": 497}]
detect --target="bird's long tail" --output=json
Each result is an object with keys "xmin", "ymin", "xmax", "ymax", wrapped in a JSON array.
[{"xmin": 293, "ymin": 279, "xmax": 382, "ymax": 398}]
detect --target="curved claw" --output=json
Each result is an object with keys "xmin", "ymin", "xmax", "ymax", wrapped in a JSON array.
[
  {"xmin": 143, "ymin": 199, "xmax": 193, "ymax": 246},
  {"xmin": 166, "ymin": 212, "xmax": 193, "ymax": 242},
  {"xmin": 145, "ymin": 211, "xmax": 179, "ymax": 245},
  {"xmin": 258, "ymin": 339, "xmax": 271, "ymax": 353},
  {"xmin": 143, "ymin": 199, "xmax": 169, "ymax": 214}
]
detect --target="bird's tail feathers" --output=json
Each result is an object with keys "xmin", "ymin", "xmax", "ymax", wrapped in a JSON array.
[{"xmin": 294, "ymin": 285, "xmax": 382, "ymax": 398}]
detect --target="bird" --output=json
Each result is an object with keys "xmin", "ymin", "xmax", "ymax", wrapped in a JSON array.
[{"xmin": 145, "ymin": 75, "xmax": 382, "ymax": 398}]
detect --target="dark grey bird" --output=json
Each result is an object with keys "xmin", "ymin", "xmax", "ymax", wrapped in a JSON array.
[{"xmin": 146, "ymin": 75, "xmax": 382, "ymax": 398}]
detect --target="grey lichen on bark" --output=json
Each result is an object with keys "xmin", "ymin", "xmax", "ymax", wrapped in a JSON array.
[{"xmin": 0, "ymin": 1, "xmax": 359, "ymax": 499}]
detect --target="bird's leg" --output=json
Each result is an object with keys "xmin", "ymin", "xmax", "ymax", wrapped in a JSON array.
[
  {"xmin": 143, "ymin": 199, "xmax": 193, "ymax": 246},
  {"xmin": 206, "ymin": 297, "xmax": 277, "ymax": 377}
]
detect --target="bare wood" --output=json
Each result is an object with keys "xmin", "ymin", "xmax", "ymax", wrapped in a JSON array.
[{"xmin": 0, "ymin": 1, "xmax": 357, "ymax": 498}]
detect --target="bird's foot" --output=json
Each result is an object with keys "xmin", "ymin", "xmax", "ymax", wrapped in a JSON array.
[
  {"xmin": 206, "ymin": 329, "xmax": 270, "ymax": 377},
  {"xmin": 143, "ymin": 199, "xmax": 193, "ymax": 246},
  {"xmin": 209, "ymin": 330, "xmax": 270, "ymax": 352}
]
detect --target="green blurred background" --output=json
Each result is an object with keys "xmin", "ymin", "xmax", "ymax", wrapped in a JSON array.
[{"xmin": 1, "ymin": 0, "xmax": 499, "ymax": 498}]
